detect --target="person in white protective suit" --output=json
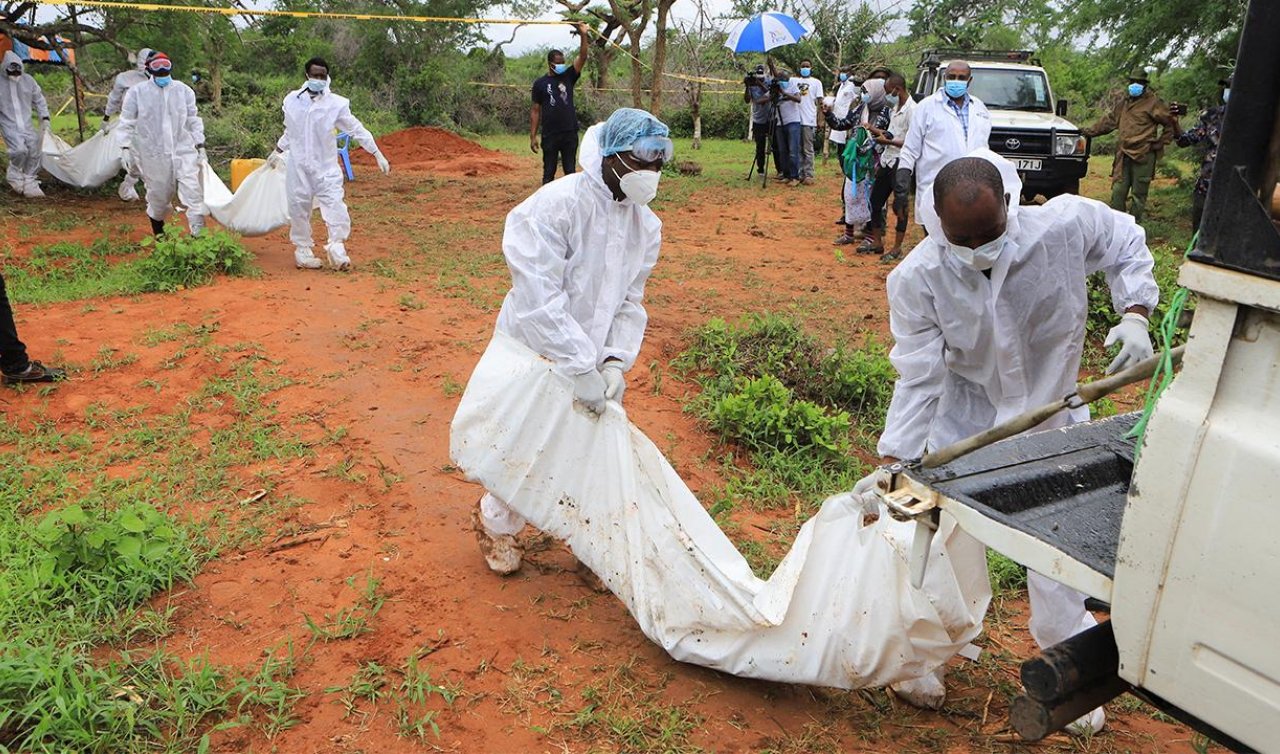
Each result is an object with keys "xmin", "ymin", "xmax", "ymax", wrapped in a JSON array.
[
  {"xmin": 267, "ymin": 57, "xmax": 390, "ymax": 271},
  {"xmin": 115, "ymin": 53, "xmax": 208, "ymax": 237},
  {"xmin": 102, "ymin": 47, "xmax": 154, "ymax": 202},
  {"xmin": 1, "ymin": 50, "xmax": 51, "ymax": 198},
  {"xmin": 856, "ymin": 150, "xmax": 1158, "ymax": 733},
  {"xmin": 473, "ymin": 107, "xmax": 672, "ymax": 575},
  {"xmin": 894, "ymin": 60, "xmax": 991, "ymax": 232}
]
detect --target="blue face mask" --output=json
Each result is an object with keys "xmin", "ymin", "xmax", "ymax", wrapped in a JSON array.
[
  {"xmin": 944, "ymin": 79, "xmax": 968, "ymax": 98},
  {"xmin": 1128, "ymin": 83, "xmax": 1145, "ymax": 97},
  {"xmin": 553, "ymin": 62, "xmax": 569, "ymax": 75},
  {"xmin": 799, "ymin": 67, "xmax": 811, "ymax": 78},
  {"xmin": 305, "ymin": 78, "xmax": 328, "ymax": 93},
  {"xmin": 886, "ymin": 93, "xmax": 900, "ymax": 107},
  {"xmin": 777, "ymin": 78, "xmax": 789, "ymax": 86},
  {"xmin": 838, "ymin": 72, "xmax": 848, "ymax": 82},
  {"xmin": 153, "ymin": 75, "xmax": 172, "ymax": 88}
]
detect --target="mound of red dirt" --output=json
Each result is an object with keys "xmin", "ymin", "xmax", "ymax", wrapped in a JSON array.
[{"xmin": 351, "ymin": 126, "xmax": 514, "ymax": 177}]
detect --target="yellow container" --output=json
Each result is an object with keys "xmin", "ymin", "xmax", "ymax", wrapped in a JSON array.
[{"xmin": 230, "ymin": 158, "xmax": 266, "ymax": 192}]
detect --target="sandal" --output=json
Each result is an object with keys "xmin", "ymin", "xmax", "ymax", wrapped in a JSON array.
[
  {"xmin": 832, "ymin": 234, "xmax": 856, "ymax": 246},
  {"xmin": 880, "ymin": 249, "xmax": 902, "ymax": 264},
  {"xmin": 2, "ymin": 361, "xmax": 66, "ymax": 385},
  {"xmin": 856, "ymin": 240, "xmax": 884, "ymax": 255}
]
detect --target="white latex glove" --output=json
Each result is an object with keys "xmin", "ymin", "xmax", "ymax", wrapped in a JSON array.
[
  {"xmin": 600, "ymin": 363, "xmax": 626, "ymax": 402},
  {"xmin": 100, "ymin": 118, "xmax": 114, "ymax": 133},
  {"xmin": 572, "ymin": 370, "xmax": 607, "ymax": 415},
  {"xmin": 120, "ymin": 148, "xmax": 138, "ymax": 174},
  {"xmin": 1104, "ymin": 312, "xmax": 1153, "ymax": 375},
  {"xmin": 41, "ymin": 118, "xmax": 51, "ymax": 134},
  {"xmin": 852, "ymin": 470, "xmax": 884, "ymax": 517},
  {"xmin": 375, "ymin": 151, "xmax": 391, "ymax": 174},
  {"xmin": 197, "ymin": 147, "xmax": 207, "ymax": 163},
  {"xmin": 266, "ymin": 151, "xmax": 284, "ymax": 170}
]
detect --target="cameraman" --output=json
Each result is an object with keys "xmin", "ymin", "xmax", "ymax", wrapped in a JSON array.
[{"xmin": 744, "ymin": 65, "xmax": 773, "ymax": 176}]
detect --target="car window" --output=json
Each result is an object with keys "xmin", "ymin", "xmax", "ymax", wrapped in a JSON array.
[{"xmin": 966, "ymin": 69, "xmax": 1053, "ymax": 112}]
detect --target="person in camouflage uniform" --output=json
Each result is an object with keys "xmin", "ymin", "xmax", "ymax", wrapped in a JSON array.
[
  {"xmin": 1174, "ymin": 77, "xmax": 1230, "ymax": 231},
  {"xmin": 1082, "ymin": 69, "xmax": 1178, "ymax": 224}
]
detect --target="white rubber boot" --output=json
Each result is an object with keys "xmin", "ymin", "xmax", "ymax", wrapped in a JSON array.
[
  {"xmin": 325, "ymin": 241, "xmax": 351, "ymax": 271},
  {"xmin": 294, "ymin": 247, "xmax": 323, "ymax": 270},
  {"xmin": 889, "ymin": 668, "xmax": 947, "ymax": 710}
]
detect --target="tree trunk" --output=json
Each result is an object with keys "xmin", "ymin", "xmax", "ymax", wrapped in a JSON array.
[
  {"xmin": 691, "ymin": 96, "xmax": 702, "ymax": 149},
  {"xmin": 627, "ymin": 27, "xmax": 645, "ymax": 108},
  {"xmin": 648, "ymin": 0, "xmax": 676, "ymax": 116}
]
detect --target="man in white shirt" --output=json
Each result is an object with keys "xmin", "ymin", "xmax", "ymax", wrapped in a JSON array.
[
  {"xmin": 895, "ymin": 60, "xmax": 991, "ymax": 231},
  {"xmin": 792, "ymin": 59, "xmax": 824, "ymax": 185},
  {"xmin": 826, "ymin": 68, "xmax": 859, "ymax": 157}
]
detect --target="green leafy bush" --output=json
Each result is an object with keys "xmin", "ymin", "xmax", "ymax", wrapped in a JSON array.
[
  {"xmin": 708, "ymin": 375, "xmax": 851, "ymax": 457},
  {"xmin": 136, "ymin": 230, "xmax": 255, "ymax": 293},
  {"xmin": 33, "ymin": 502, "xmax": 198, "ymax": 618}
]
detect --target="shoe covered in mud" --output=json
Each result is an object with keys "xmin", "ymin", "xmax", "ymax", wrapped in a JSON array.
[
  {"xmin": 833, "ymin": 234, "xmax": 856, "ymax": 246},
  {"xmin": 890, "ymin": 668, "xmax": 946, "ymax": 710},
  {"xmin": 1066, "ymin": 707, "xmax": 1106, "ymax": 737},
  {"xmin": 294, "ymin": 247, "xmax": 323, "ymax": 270},
  {"xmin": 22, "ymin": 182, "xmax": 45, "ymax": 199},
  {"xmin": 2, "ymin": 361, "xmax": 66, "ymax": 386},
  {"xmin": 471, "ymin": 504, "xmax": 522, "ymax": 575},
  {"xmin": 326, "ymin": 242, "xmax": 351, "ymax": 271}
]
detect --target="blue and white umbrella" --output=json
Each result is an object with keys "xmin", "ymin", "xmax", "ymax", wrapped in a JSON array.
[{"xmin": 724, "ymin": 12, "xmax": 810, "ymax": 54}]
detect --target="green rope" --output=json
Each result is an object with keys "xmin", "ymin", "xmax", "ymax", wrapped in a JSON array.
[{"xmin": 1127, "ymin": 234, "xmax": 1197, "ymax": 459}]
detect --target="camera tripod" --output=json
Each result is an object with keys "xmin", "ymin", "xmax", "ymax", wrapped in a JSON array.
[{"xmin": 745, "ymin": 96, "xmax": 783, "ymax": 188}]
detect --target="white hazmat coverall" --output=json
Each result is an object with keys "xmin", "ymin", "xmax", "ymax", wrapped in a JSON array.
[
  {"xmin": 276, "ymin": 86, "xmax": 379, "ymax": 264},
  {"xmin": 0, "ymin": 51, "xmax": 50, "ymax": 196},
  {"xmin": 898, "ymin": 87, "xmax": 992, "ymax": 230},
  {"xmin": 104, "ymin": 49, "xmax": 152, "ymax": 201},
  {"xmin": 879, "ymin": 150, "xmax": 1158, "ymax": 729},
  {"xmin": 479, "ymin": 122, "xmax": 662, "ymax": 537},
  {"xmin": 115, "ymin": 79, "xmax": 207, "ymax": 234}
]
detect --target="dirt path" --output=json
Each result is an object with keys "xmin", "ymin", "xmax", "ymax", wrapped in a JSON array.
[{"xmin": 0, "ymin": 138, "xmax": 1205, "ymax": 753}]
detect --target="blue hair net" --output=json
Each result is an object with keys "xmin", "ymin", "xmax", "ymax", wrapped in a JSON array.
[{"xmin": 598, "ymin": 108, "xmax": 671, "ymax": 157}]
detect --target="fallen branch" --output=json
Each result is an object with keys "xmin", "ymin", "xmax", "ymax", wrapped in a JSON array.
[{"xmin": 263, "ymin": 532, "xmax": 328, "ymax": 554}]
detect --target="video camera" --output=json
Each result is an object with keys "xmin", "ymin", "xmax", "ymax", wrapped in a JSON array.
[{"xmin": 743, "ymin": 64, "xmax": 767, "ymax": 86}]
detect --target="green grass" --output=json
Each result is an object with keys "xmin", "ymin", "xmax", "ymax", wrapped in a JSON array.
[
  {"xmin": 1, "ymin": 231, "xmax": 255, "ymax": 305},
  {"xmin": 0, "ymin": 340, "xmax": 316, "ymax": 752}
]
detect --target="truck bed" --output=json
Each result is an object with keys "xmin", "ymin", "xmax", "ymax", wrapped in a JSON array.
[{"xmin": 904, "ymin": 413, "xmax": 1139, "ymax": 581}]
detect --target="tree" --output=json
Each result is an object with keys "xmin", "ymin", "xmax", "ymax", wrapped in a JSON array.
[
  {"xmin": 647, "ymin": 0, "xmax": 676, "ymax": 115},
  {"xmin": 1062, "ymin": 0, "xmax": 1246, "ymax": 70},
  {"xmin": 669, "ymin": 0, "xmax": 729, "ymax": 147}
]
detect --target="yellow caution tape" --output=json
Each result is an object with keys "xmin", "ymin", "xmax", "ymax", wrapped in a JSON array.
[
  {"xmin": 34, "ymin": 0, "xmax": 743, "ymax": 86},
  {"xmin": 34, "ymin": 0, "xmax": 575, "ymax": 25}
]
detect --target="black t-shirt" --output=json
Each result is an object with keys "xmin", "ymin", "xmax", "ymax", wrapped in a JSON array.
[{"xmin": 532, "ymin": 67, "xmax": 582, "ymax": 136}]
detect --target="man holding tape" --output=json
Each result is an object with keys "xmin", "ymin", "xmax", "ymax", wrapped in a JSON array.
[{"xmin": 530, "ymin": 22, "xmax": 590, "ymax": 184}]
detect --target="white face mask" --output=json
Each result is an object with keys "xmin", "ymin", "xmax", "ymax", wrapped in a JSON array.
[
  {"xmin": 615, "ymin": 165, "xmax": 661, "ymax": 205},
  {"xmin": 947, "ymin": 231, "xmax": 1007, "ymax": 271}
]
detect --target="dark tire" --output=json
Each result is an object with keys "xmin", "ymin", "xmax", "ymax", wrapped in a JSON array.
[{"xmin": 1043, "ymin": 179, "xmax": 1081, "ymax": 199}]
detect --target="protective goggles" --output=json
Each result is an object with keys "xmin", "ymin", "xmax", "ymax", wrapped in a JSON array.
[{"xmin": 625, "ymin": 136, "xmax": 674, "ymax": 164}]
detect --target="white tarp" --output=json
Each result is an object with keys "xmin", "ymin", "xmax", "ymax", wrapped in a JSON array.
[
  {"xmin": 451, "ymin": 333, "xmax": 992, "ymax": 689},
  {"xmin": 40, "ymin": 130, "xmax": 123, "ymax": 189},
  {"xmin": 200, "ymin": 156, "xmax": 290, "ymax": 237}
]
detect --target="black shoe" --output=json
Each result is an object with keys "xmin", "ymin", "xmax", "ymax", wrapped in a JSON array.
[
  {"xmin": 149, "ymin": 218, "xmax": 165, "ymax": 236},
  {"xmin": 2, "ymin": 361, "xmax": 66, "ymax": 385}
]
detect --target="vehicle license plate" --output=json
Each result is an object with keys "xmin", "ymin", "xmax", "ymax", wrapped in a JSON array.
[{"xmin": 1014, "ymin": 159, "xmax": 1043, "ymax": 171}]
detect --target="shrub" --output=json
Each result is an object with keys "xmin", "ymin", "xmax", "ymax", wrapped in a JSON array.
[
  {"xmin": 708, "ymin": 375, "xmax": 851, "ymax": 457},
  {"xmin": 136, "ymin": 230, "xmax": 255, "ymax": 293},
  {"xmin": 32, "ymin": 502, "xmax": 198, "ymax": 620}
]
